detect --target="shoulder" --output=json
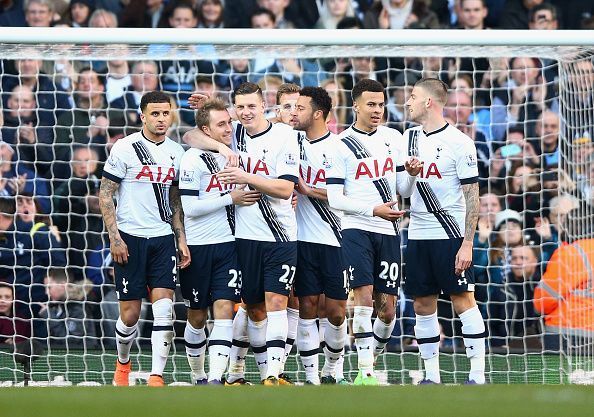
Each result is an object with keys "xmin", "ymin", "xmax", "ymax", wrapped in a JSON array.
[
  {"xmin": 403, "ymin": 126, "xmax": 423, "ymax": 138},
  {"xmin": 272, "ymin": 122, "xmax": 295, "ymax": 136},
  {"xmin": 165, "ymin": 138, "xmax": 186, "ymax": 154},
  {"xmin": 378, "ymin": 125, "xmax": 403, "ymax": 140},
  {"xmin": 111, "ymin": 134, "xmax": 138, "ymax": 152},
  {"xmin": 446, "ymin": 125, "xmax": 476, "ymax": 151},
  {"xmin": 181, "ymin": 147, "xmax": 204, "ymax": 163}
]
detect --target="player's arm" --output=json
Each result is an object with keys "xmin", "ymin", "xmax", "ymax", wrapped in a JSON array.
[
  {"xmin": 217, "ymin": 167, "xmax": 295, "ymax": 199},
  {"xmin": 182, "ymin": 128, "xmax": 238, "ymax": 167},
  {"xmin": 98, "ymin": 177, "xmax": 128, "ymax": 265},
  {"xmin": 455, "ymin": 181, "xmax": 480, "ymax": 275},
  {"xmin": 296, "ymin": 176, "xmax": 328, "ymax": 200},
  {"xmin": 170, "ymin": 185, "xmax": 191, "ymax": 269},
  {"xmin": 396, "ymin": 157, "xmax": 422, "ymax": 198}
]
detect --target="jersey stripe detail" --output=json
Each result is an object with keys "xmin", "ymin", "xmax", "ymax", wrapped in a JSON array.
[
  {"xmin": 279, "ymin": 174, "xmax": 298, "ymax": 183},
  {"xmin": 236, "ymin": 124, "xmax": 246, "ymax": 152},
  {"xmin": 460, "ymin": 176, "xmax": 479, "ymax": 185},
  {"xmin": 179, "ymin": 189, "xmax": 200, "ymax": 196},
  {"xmin": 102, "ymin": 171, "xmax": 123, "ymax": 183},
  {"xmin": 199, "ymin": 153, "xmax": 235, "ymax": 235},
  {"xmin": 307, "ymin": 196, "xmax": 342, "ymax": 242},
  {"xmin": 372, "ymin": 177, "xmax": 399, "ymax": 234},
  {"xmin": 407, "ymin": 130, "xmax": 420, "ymax": 157},
  {"xmin": 254, "ymin": 193, "xmax": 289, "ymax": 242},
  {"xmin": 396, "ymin": 165, "xmax": 405, "ymax": 172},
  {"xmin": 415, "ymin": 182, "xmax": 462, "ymax": 239},
  {"xmin": 131, "ymin": 141, "xmax": 171, "ymax": 223},
  {"xmin": 326, "ymin": 178, "xmax": 345, "ymax": 185},
  {"xmin": 341, "ymin": 135, "xmax": 372, "ymax": 159}
]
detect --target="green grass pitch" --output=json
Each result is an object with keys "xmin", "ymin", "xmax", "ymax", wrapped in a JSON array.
[{"xmin": 0, "ymin": 385, "xmax": 593, "ymax": 417}]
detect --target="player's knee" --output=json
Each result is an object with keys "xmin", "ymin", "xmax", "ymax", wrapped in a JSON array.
[
  {"xmin": 187, "ymin": 308, "xmax": 208, "ymax": 328},
  {"xmin": 298, "ymin": 296, "xmax": 318, "ymax": 319},
  {"xmin": 264, "ymin": 293, "xmax": 287, "ymax": 312},
  {"xmin": 450, "ymin": 292, "xmax": 477, "ymax": 315},
  {"xmin": 246, "ymin": 303, "xmax": 267, "ymax": 322},
  {"xmin": 119, "ymin": 306, "xmax": 141, "ymax": 327},
  {"xmin": 324, "ymin": 300, "xmax": 346, "ymax": 326},
  {"xmin": 376, "ymin": 308, "xmax": 395, "ymax": 324},
  {"xmin": 413, "ymin": 297, "xmax": 437, "ymax": 316},
  {"xmin": 212, "ymin": 301, "xmax": 234, "ymax": 320}
]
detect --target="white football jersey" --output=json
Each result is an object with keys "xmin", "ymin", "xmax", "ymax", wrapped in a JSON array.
[
  {"xmin": 405, "ymin": 123, "xmax": 479, "ymax": 240},
  {"xmin": 232, "ymin": 121, "xmax": 299, "ymax": 242},
  {"xmin": 296, "ymin": 131, "xmax": 343, "ymax": 247},
  {"xmin": 103, "ymin": 131, "xmax": 185, "ymax": 237},
  {"xmin": 326, "ymin": 125, "xmax": 407, "ymax": 235},
  {"xmin": 179, "ymin": 148, "xmax": 235, "ymax": 245}
]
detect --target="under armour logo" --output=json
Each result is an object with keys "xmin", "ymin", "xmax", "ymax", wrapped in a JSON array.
[
  {"xmin": 358, "ymin": 346, "xmax": 370, "ymax": 350},
  {"xmin": 237, "ymin": 356, "xmax": 246, "ymax": 361},
  {"xmin": 118, "ymin": 340, "xmax": 130, "ymax": 345},
  {"xmin": 173, "ymin": 275, "xmax": 177, "ymax": 283},
  {"xmin": 235, "ymin": 289, "xmax": 241, "ymax": 296},
  {"xmin": 272, "ymin": 357, "xmax": 282, "ymax": 362},
  {"xmin": 192, "ymin": 288, "xmax": 199, "ymax": 303},
  {"xmin": 386, "ymin": 281, "xmax": 397, "ymax": 288},
  {"xmin": 163, "ymin": 341, "xmax": 168, "ymax": 347},
  {"xmin": 468, "ymin": 345, "xmax": 474, "ymax": 350},
  {"xmin": 217, "ymin": 353, "xmax": 229, "ymax": 357},
  {"xmin": 436, "ymin": 146, "xmax": 443, "ymax": 159},
  {"xmin": 285, "ymin": 283, "xmax": 292, "ymax": 291},
  {"xmin": 257, "ymin": 361, "xmax": 267, "ymax": 366},
  {"xmin": 458, "ymin": 277, "xmax": 468, "ymax": 286},
  {"xmin": 304, "ymin": 364, "xmax": 315, "ymax": 368},
  {"xmin": 122, "ymin": 278, "xmax": 129, "ymax": 294}
]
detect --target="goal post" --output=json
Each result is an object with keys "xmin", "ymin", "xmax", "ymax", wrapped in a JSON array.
[{"xmin": 0, "ymin": 28, "xmax": 592, "ymax": 385}]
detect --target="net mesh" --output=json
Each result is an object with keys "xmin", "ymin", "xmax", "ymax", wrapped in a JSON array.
[{"xmin": 0, "ymin": 38, "xmax": 593, "ymax": 385}]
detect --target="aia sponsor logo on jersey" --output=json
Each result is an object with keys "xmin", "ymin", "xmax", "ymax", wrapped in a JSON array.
[
  {"xmin": 135, "ymin": 165, "xmax": 176, "ymax": 183},
  {"xmin": 301, "ymin": 165, "xmax": 326, "ymax": 186},
  {"xmin": 241, "ymin": 157, "xmax": 270, "ymax": 176},
  {"xmin": 419, "ymin": 162, "xmax": 442, "ymax": 179},
  {"xmin": 205, "ymin": 175, "xmax": 234, "ymax": 192},
  {"xmin": 354, "ymin": 157, "xmax": 394, "ymax": 180}
]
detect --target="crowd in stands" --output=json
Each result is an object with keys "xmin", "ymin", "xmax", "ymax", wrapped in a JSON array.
[{"xmin": 0, "ymin": 0, "xmax": 593, "ymax": 354}]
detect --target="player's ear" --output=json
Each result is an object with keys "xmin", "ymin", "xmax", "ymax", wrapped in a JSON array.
[{"xmin": 201, "ymin": 125, "xmax": 211, "ymax": 137}]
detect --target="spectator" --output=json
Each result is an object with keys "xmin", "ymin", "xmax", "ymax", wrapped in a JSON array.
[
  {"xmin": 198, "ymin": 0, "xmax": 224, "ymax": 28},
  {"xmin": 109, "ymin": 60, "xmax": 159, "ymax": 129},
  {"xmin": 0, "ymin": 0, "xmax": 26, "ymax": 27},
  {"xmin": 336, "ymin": 15, "xmax": 363, "ymax": 28},
  {"xmin": 54, "ymin": 67, "xmax": 108, "ymax": 180},
  {"xmin": 571, "ymin": 136, "xmax": 593, "ymax": 185},
  {"xmin": 0, "ymin": 282, "xmax": 31, "ymax": 344},
  {"xmin": 105, "ymin": 60, "xmax": 131, "ymax": 104},
  {"xmin": 0, "ymin": 197, "xmax": 65, "ymax": 328},
  {"xmin": 250, "ymin": 6, "xmax": 276, "ymax": 28},
  {"xmin": 317, "ymin": 0, "xmax": 356, "ymax": 29},
  {"xmin": 499, "ymin": 0, "xmax": 544, "ymax": 29},
  {"xmin": 16, "ymin": 192, "xmax": 60, "ymax": 242},
  {"xmin": 321, "ymin": 77, "xmax": 348, "ymax": 133},
  {"xmin": 535, "ymin": 194, "xmax": 579, "ymax": 264},
  {"xmin": 224, "ymin": 0, "xmax": 318, "ymax": 28},
  {"xmin": 88, "ymin": 7, "xmax": 117, "ymax": 27},
  {"xmin": 364, "ymin": 0, "xmax": 439, "ymax": 29},
  {"xmin": 66, "ymin": 0, "xmax": 94, "ymax": 27},
  {"xmin": 528, "ymin": 2, "xmax": 558, "ymax": 29},
  {"xmin": 257, "ymin": 75, "xmax": 284, "ymax": 115},
  {"xmin": 120, "ymin": 0, "xmax": 164, "ymax": 28},
  {"xmin": 24, "ymin": 0, "xmax": 54, "ymax": 27},
  {"xmin": 1, "ymin": 55, "xmax": 72, "ymax": 127},
  {"xmin": 2, "ymin": 85, "xmax": 53, "ymax": 177},
  {"xmin": 535, "ymin": 110, "xmax": 560, "ymax": 169},
  {"xmin": 458, "ymin": 0, "xmax": 488, "ymax": 29},
  {"xmin": 565, "ymin": 59, "xmax": 594, "ymax": 143},
  {"xmin": 216, "ymin": 58, "xmax": 251, "ymax": 92},
  {"xmin": 505, "ymin": 163, "xmax": 541, "ymax": 228},
  {"xmin": 534, "ymin": 209, "xmax": 594, "ymax": 352},
  {"xmin": 257, "ymin": 0, "xmax": 293, "ymax": 27},
  {"xmin": 39, "ymin": 268, "xmax": 97, "ymax": 348}
]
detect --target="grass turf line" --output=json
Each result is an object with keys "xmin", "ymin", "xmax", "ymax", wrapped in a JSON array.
[{"xmin": 0, "ymin": 385, "xmax": 593, "ymax": 417}]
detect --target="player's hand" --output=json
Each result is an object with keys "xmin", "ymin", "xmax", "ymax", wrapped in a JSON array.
[
  {"xmin": 230, "ymin": 185, "xmax": 261, "ymax": 206},
  {"xmin": 217, "ymin": 167, "xmax": 250, "ymax": 185},
  {"xmin": 178, "ymin": 241, "xmax": 191, "ymax": 269},
  {"xmin": 218, "ymin": 143, "xmax": 239, "ymax": 167},
  {"xmin": 111, "ymin": 235, "xmax": 129, "ymax": 265},
  {"xmin": 477, "ymin": 217, "xmax": 492, "ymax": 244},
  {"xmin": 291, "ymin": 192, "xmax": 298, "ymax": 210},
  {"xmin": 455, "ymin": 240, "xmax": 473, "ymax": 276},
  {"xmin": 405, "ymin": 157, "xmax": 423, "ymax": 176},
  {"xmin": 372, "ymin": 201, "xmax": 406, "ymax": 222},
  {"xmin": 188, "ymin": 92, "xmax": 210, "ymax": 109},
  {"xmin": 295, "ymin": 176, "xmax": 311, "ymax": 196}
]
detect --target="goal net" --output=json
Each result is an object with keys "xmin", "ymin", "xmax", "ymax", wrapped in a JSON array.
[{"xmin": 0, "ymin": 28, "xmax": 592, "ymax": 385}]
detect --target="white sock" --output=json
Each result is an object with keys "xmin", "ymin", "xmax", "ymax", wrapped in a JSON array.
[
  {"xmin": 373, "ymin": 317, "xmax": 396, "ymax": 357},
  {"xmin": 415, "ymin": 312, "xmax": 441, "ymax": 383},
  {"xmin": 115, "ymin": 317, "xmax": 137, "ymax": 364},
  {"xmin": 297, "ymin": 318, "xmax": 320, "ymax": 384},
  {"xmin": 184, "ymin": 321, "xmax": 207, "ymax": 382},
  {"xmin": 318, "ymin": 317, "xmax": 328, "ymax": 349},
  {"xmin": 335, "ymin": 319, "xmax": 348, "ymax": 381},
  {"xmin": 208, "ymin": 319, "xmax": 233, "ymax": 382},
  {"xmin": 266, "ymin": 310, "xmax": 288, "ymax": 379},
  {"xmin": 460, "ymin": 306, "xmax": 486, "ymax": 384},
  {"xmin": 150, "ymin": 298, "xmax": 174, "ymax": 377},
  {"xmin": 352, "ymin": 306, "xmax": 374, "ymax": 375},
  {"xmin": 227, "ymin": 306, "xmax": 249, "ymax": 383},
  {"xmin": 280, "ymin": 307, "xmax": 299, "ymax": 373},
  {"xmin": 321, "ymin": 319, "xmax": 346, "ymax": 378},
  {"xmin": 247, "ymin": 317, "xmax": 268, "ymax": 380}
]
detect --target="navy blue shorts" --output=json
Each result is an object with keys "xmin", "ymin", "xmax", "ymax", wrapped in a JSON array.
[
  {"xmin": 294, "ymin": 242, "xmax": 349, "ymax": 301},
  {"xmin": 179, "ymin": 241, "xmax": 241, "ymax": 310},
  {"xmin": 404, "ymin": 238, "xmax": 476, "ymax": 297},
  {"xmin": 236, "ymin": 239, "xmax": 297, "ymax": 305},
  {"xmin": 114, "ymin": 230, "xmax": 177, "ymax": 301},
  {"xmin": 341, "ymin": 229, "xmax": 401, "ymax": 296}
]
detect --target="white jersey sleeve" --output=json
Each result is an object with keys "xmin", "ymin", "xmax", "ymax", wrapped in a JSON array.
[
  {"xmin": 455, "ymin": 136, "xmax": 480, "ymax": 183},
  {"xmin": 103, "ymin": 140, "xmax": 129, "ymax": 182},
  {"xmin": 276, "ymin": 129, "xmax": 300, "ymax": 182}
]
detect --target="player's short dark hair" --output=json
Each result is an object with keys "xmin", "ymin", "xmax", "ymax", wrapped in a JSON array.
[
  {"xmin": 140, "ymin": 91, "xmax": 172, "ymax": 112},
  {"xmin": 195, "ymin": 98, "xmax": 228, "ymax": 129},
  {"xmin": 231, "ymin": 82, "xmax": 263, "ymax": 104},
  {"xmin": 276, "ymin": 83, "xmax": 300, "ymax": 105},
  {"xmin": 336, "ymin": 16, "xmax": 363, "ymax": 29},
  {"xmin": 0, "ymin": 281, "xmax": 14, "ymax": 295},
  {"xmin": 77, "ymin": 66, "xmax": 105, "ymax": 87},
  {"xmin": 528, "ymin": 2, "xmax": 557, "ymax": 22},
  {"xmin": 0, "ymin": 197, "xmax": 15, "ymax": 217},
  {"xmin": 299, "ymin": 87, "xmax": 332, "ymax": 120},
  {"xmin": 414, "ymin": 78, "xmax": 448, "ymax": 106},
  {"xmin": 195, "ymin": 75, "xmax": 214, "ymax": 87},
  {"xmin": 351, "ymin": 79, "xmax": 385, "ymax": 102},
  {"xmin": 250, "ymin": 7, "xmax": 275, "ymax": 24}
]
